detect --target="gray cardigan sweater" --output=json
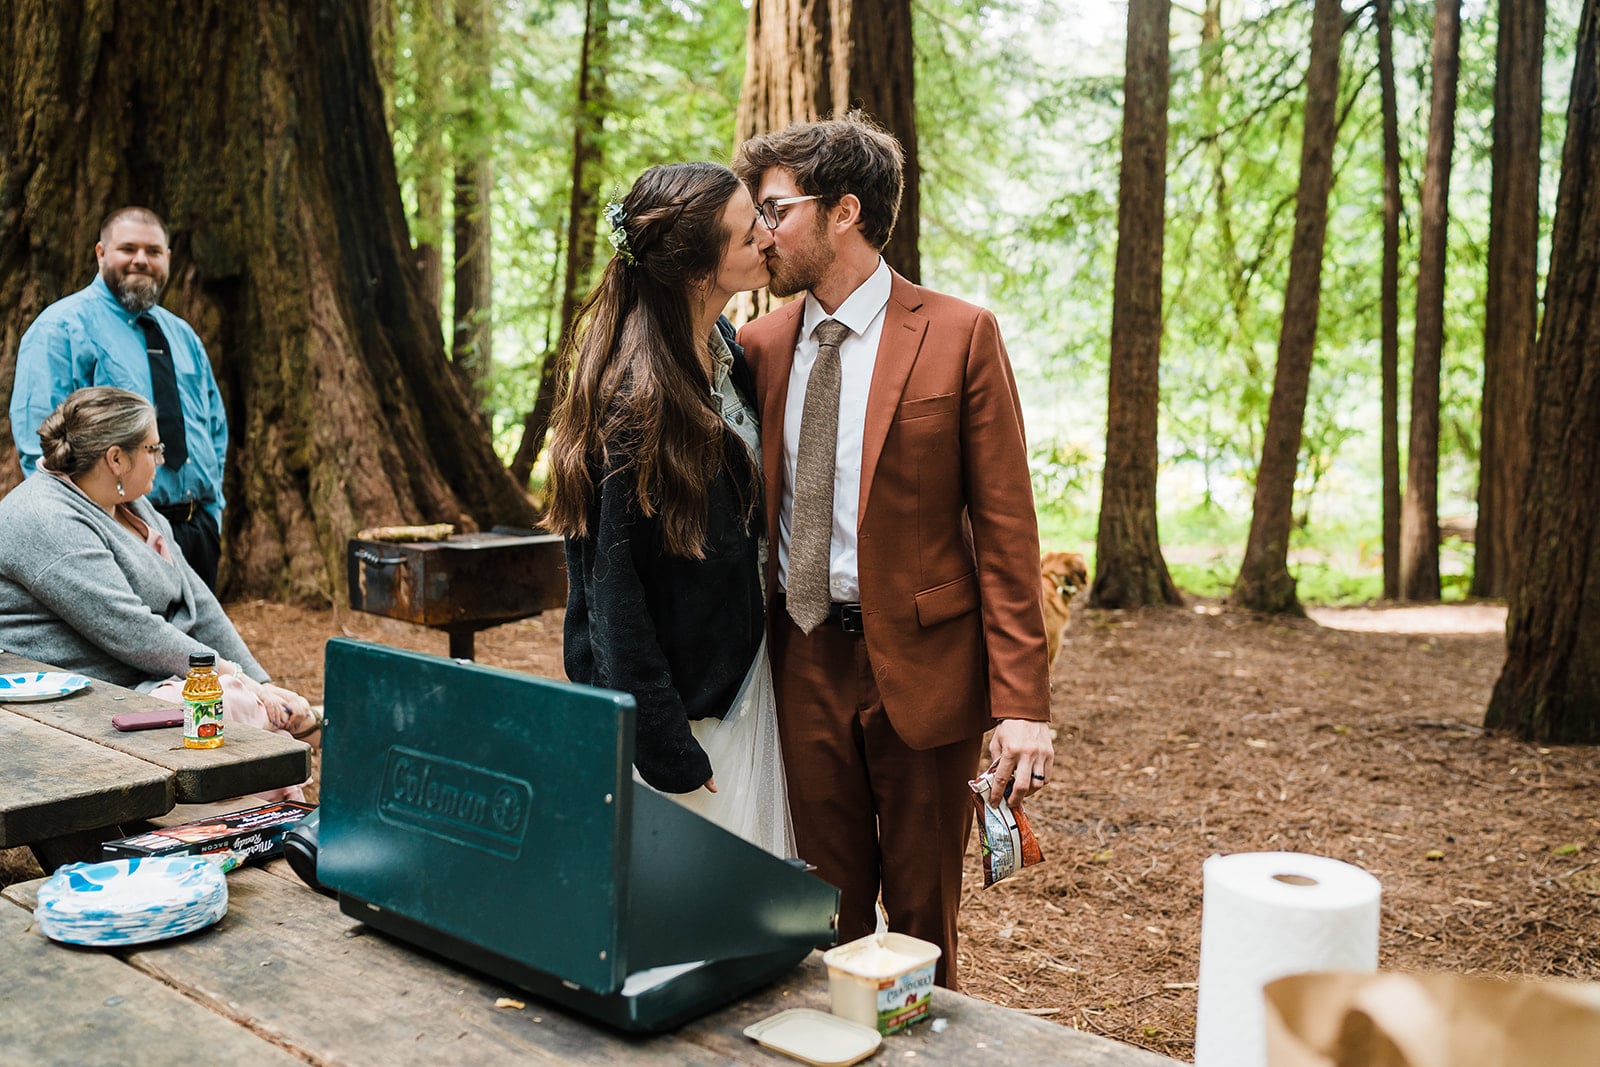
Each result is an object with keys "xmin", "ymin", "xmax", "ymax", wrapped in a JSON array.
[{"xmin": 0, "ymin": 472, "xmax": 266, "ymax": 691}]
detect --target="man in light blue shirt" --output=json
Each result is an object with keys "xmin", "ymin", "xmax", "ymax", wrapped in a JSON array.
[{"xmin": 10, "ymin": 206, "xmax": 229, "ymax": 589}]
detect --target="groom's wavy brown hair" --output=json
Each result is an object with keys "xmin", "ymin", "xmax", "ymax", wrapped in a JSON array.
[{"xmin": 733, "ymin": 110, "xmax": 904, "ymax": 250}]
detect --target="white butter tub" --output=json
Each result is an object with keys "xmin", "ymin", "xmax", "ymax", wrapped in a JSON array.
[{"xmin": 822, "ymin": 932, "xmax": 942, "ymax": 1034}]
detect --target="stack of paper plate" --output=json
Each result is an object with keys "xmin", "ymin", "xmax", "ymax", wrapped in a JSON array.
[
  {"xmin": 0, "ymin": 671, "xmax": 92, "ymax": 703},
  {"xmin": 34, "ymin": 856, "xmax": 229, "ymax": 946}
]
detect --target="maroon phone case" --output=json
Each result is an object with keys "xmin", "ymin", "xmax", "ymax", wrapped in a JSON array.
[{"xmin": 111, "ymin": 709, "xmax": 184, "ymax": 731}]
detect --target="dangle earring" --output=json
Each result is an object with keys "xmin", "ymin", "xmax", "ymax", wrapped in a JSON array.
[{"xmin": 117, "ymin": 479, "xmax": 125, "ymax": 498}]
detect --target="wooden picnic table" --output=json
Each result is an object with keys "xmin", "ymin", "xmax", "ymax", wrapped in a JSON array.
[
  {"xmin": 0, "ymin": 652, "xmax": 311, "ymax": 867},
  {"xmin": 1, "ymin": 861, "xmax": 1180, "ymax": 1066}
]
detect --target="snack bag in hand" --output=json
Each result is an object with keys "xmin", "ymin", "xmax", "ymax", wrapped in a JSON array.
[{"xmin": 969, "ymin": 767, "xmax": 1045, "ymax": 888}]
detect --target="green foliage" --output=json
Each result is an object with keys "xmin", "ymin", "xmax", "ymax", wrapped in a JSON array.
[{"xmin": 386, "ymin": 0, "xmax": 748, "ymax": 463}]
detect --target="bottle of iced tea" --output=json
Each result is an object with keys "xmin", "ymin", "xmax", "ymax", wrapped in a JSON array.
[{"xmin": 182, "ymin": 653, "xmax": 224, "ymax": 749}]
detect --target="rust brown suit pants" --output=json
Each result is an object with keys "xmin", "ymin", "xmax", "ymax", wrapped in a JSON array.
[{"xmin": 770, "ymin": 603, "xmax": 983, "ymax": 990}]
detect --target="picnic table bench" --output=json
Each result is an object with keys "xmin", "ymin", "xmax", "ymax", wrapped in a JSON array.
[
  {"xmin": 0, "ymin": 651, "xmax": 311, "ymax": 868},
  {"xmin": 2, "ymin": 860, "xmax": 1181, "ymax": 1066}
]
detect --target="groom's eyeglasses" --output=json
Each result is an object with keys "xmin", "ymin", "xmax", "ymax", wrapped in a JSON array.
[{"xmin": 758, "ymin": 195, "xmax": 822, "ymax": 230}]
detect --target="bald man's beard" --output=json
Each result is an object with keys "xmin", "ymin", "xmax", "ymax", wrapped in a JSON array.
[{"xmin": 103, "ymin": 264, "xmax": 166, "ymax": 314}]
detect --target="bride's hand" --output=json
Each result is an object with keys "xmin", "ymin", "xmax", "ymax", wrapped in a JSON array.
[{"xmin": 259, "ymin": 683, "xmax": 315, "ymax": 735}]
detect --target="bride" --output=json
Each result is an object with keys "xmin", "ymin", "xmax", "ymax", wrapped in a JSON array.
[{"xmin": 543, "ymin": 162, "xmax": 793, "ymax": 856}]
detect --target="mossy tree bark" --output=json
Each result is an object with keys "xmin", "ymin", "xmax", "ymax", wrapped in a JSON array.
[
  {"xmin": 1092, "ymin": 0, "xmax": 1180, "ymax": 611},
  {"xmin": 1485, "ymin": 0, "xmax": 1600, "ymax": 743},
  {"xmin": 1231, "ymin": 0, "xmax": 1344, "ymax": 615},
  {"xmin": 0, "ymin": 0, "xmax": 535, "ymax": 602},
  {"xmin": 737, "ymin": 0, "xmax": 919, "ymax": 283}
]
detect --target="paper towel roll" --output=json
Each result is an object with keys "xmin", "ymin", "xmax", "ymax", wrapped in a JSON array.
[{"xmin": 1194, "ymin": 851, "xmax": 1381, "ymax": 1067}]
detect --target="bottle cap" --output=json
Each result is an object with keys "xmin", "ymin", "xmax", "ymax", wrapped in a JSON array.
[{"xmin": 189, "ymin": 652, "xmax": 216, "ymax": 668}]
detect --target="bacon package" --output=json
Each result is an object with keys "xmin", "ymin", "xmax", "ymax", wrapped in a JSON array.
[
  {"xmin": 969, "ymin": 767, "xmax": 1045, "ymax": 888},
  {"xmin": 102, "ymin": 802, "xmax": 315, "ymax": 865}
]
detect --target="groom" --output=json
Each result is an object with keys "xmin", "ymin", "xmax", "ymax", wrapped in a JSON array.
[{"xmin": 734, "ymin": 114, "xmax": 1052, "ymax": 990}]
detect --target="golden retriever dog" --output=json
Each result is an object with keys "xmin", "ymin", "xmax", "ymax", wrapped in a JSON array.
[{"xmin": 1040, "ymin": 551, "xmax": 1089, "ymax": 671}]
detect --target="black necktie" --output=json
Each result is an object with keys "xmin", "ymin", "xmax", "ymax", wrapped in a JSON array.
[{"xmin": 137, "ymin": 315, "xmax": 188, "ymax": 471}]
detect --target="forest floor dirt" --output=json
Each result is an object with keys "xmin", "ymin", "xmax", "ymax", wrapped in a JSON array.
[{"xmin": 10, "ymin": 596, "xmax": 1598, "ymax": 1061}]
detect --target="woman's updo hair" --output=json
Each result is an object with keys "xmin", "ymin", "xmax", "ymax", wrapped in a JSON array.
[
  {"xmin": 37, "ymin": 386, "xmax": 158, "ymax": 477},
  {"xmin": 614, "ymin": 162, "xmax": 743, "ymax": 288}
]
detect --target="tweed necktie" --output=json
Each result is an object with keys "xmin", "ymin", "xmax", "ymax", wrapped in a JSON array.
[
  {"xmin": 137, "ymin": 315, "xmax": 189, "ymax": 471},
  {"xmin": 786, "ymin": 318, "xmax": 852, "ymax": 633}
]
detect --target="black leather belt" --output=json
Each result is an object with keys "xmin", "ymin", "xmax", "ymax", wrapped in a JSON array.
[
  {"xmin": 154, "ymin": 500, "xmax": 206, "ymax": 523},
  {"xmin": 825, "ymin": 602, "xmax": 865, "ymax": 634}
]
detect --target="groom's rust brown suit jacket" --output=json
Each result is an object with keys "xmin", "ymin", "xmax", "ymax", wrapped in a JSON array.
[{"xmin": 739, "ymin": 270, "xmax": 1052, "ymax": 745}]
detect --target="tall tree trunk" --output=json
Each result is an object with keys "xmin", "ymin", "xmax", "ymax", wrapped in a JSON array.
[
  {"xmin": 509, "ymin": 0, "xmax": 608, "ymax": 488},
  {"xmin": 450, "ymin": 0, "xmax": 493, "ymax": 409},
  {"xmin": 0, "ymin": 0, "xmax": 534, "ymax": 600},
  {"xmin": 1092, "ymin": 0, "xmax": 1180, "ymax": 610},
  {"xmin": 370, "ymin": 0, "xmax": 396, "ymax": 127},
  {"xmin": 1232, "ymin": 0, "xmax": 1345, "ymax": 615},
  {"xmin": 736, "ymin": 0, "xmax": 919, "ymax": 282},
  {"xmin": 1485, "ymin": 0, "xmax": 1600, "ymax": 742},
  {"xmin": 1200, "ymin": 0, "xmax": 1252, "ymax": 349},
  {"xmin": 412, "ymin": 0, "xmax": 449, "ymax": 324},
  {"xmin": 1399, "ymin": 0, "xmax": 1463, "ymax": 602},
  {"xmin": 1473, "ymin": 0, "xmax": 1545, "ymax": 599},
  {"xmin": 1377, "ymin": 0, "xmax": 1403, "ymax": 600}
]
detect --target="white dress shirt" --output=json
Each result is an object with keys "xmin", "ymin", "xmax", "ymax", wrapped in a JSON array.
[{"xmin": 777, "ymin": 258, "xmax": 893, "ymax": 603}]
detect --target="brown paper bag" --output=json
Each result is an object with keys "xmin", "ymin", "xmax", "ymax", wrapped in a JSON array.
[{"xmin": 1266, "ymin": 971, "xmax": 1600, "ymax": 1067}]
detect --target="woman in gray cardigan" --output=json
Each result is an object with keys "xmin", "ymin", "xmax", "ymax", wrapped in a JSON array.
[{"xmin": 0, "ymin": 388, "xmax": 320, "ymax": 769}]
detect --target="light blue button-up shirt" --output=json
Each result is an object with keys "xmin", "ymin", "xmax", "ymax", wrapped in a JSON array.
[{"xmin": 10, "ymin": 274, "xmax": 228, "ymax": 525}]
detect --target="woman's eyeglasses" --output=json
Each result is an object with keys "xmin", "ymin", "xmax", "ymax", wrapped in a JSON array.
[{"xmin": 133, "ymin": 443, "xmax": 166, "ymax": 458}]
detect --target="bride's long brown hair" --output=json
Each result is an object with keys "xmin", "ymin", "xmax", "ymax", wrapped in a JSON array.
[{"xmin": 543, "ymin": 162, "xmax": 760, "ymax": 557}]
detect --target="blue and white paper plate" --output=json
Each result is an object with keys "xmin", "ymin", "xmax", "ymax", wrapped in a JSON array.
[
  {"xmin": 34, "ymin": 856, "xmax": 228, "ymax": 946},
  {"xmin": 0, "ymin": 671, "xmax": 92, "ymax": 703}
]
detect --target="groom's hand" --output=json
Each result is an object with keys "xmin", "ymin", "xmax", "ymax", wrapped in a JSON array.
[{"xmin": 987, "ymin": 719, "xmax": 1054, "ymax": 804}]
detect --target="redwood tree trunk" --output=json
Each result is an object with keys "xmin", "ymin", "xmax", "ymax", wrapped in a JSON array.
[
  {"xmin": 737, "ymin": 0, "xmax": 919, "ymax": 282},
  {"xmin": 0, "ymin": 0, "xmax": 534, "ymax": 601},
  {"xmin": 411, "ymin": 0, "xmax": 450, "ymax": 324},
  {"xmin": 1485, "ymin": 0, "xmax": 1600, "ymax": 742},
  {"xmin": 1377, "ymin": 0, "xmax": 1403, "ymax": 600},
  {"xmin": 370, "ymin": 0, "xmax": 396, "ymax": 125},
  {"xmin": 1399, "ymin": 0, "xmax": 1463, "ymax": 602},
  {"xmin": 450, "ymin": 0, "xmax": 494, "ymax": 408},
  {"xmin": 510, "ymin": 0, "xmax": 608, "ymax": 487},
  {"xmin": 1092, "ymin": 0, "xmax": 1180, "ymax": 610},
  {"xmin": 1232, "ymin": 0, "xmax": 1344, "ymax": 615},
  {"xmin": 1473, "ymin": 0, "xmax": 1545, "ymax": 599}
]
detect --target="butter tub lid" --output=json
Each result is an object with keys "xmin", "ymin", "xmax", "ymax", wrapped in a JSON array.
[{"xmin": 744, "ymin": 1008, "xmax": 883, "ymax": 1067}]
